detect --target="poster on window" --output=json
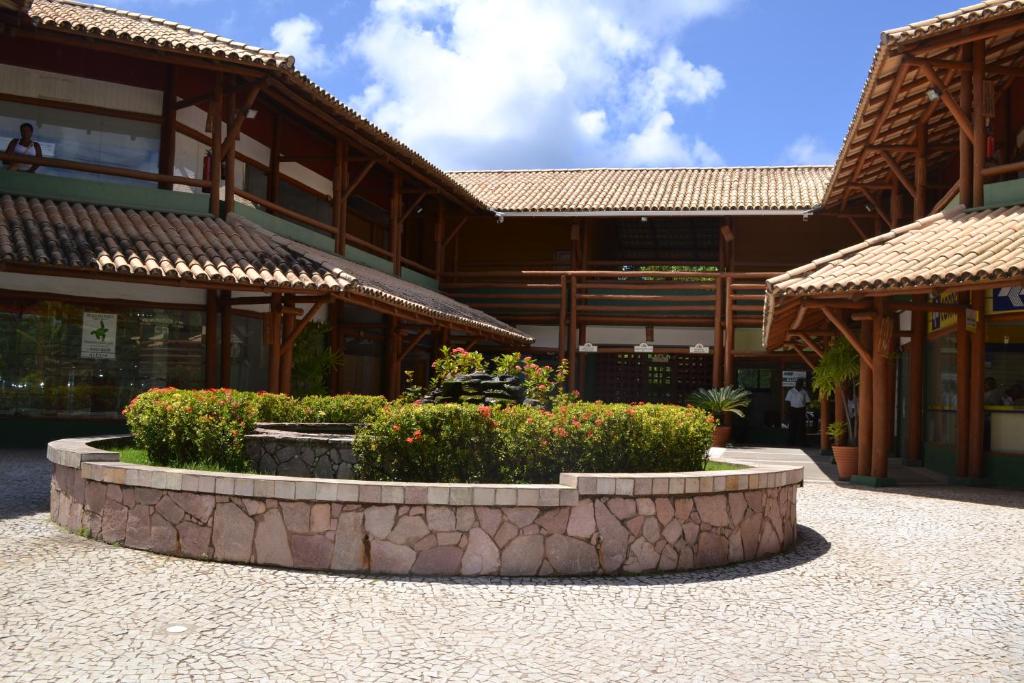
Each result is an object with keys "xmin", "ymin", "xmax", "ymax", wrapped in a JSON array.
[
  {"xmin": 782, "ymin": 370, "xmax": 806, "ymax": 388},
  {"xmin": 81, "ymin": 312, "xmax": 117, "ymax": 359}
]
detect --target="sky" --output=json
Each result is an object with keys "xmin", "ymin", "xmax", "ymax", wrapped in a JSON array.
[{"xmin": 103, "ymin": 0, "xmax": 955, "ymax": 170}]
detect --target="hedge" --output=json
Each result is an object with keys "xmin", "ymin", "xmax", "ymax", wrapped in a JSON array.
[
  {"xmin": 354, "ymin": 402, "xmax": 716, "ymax": 484},
  {"xmin": 122, "ymin": 389, "xmax": 386, "ymax": 470}
]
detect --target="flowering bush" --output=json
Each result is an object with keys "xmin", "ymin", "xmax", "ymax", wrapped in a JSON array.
[
  {"xmin": 354, "ymin": 402, "xmax": 500, "ymax": 483},
  {"xmin": 353, "ymin": 401, "xmax": 715, "ymax": 484},
  {"xmin": 123, "ymin": 389, "xmax": 388, "ymax": 470},
  {"xmin": 429, "ymin": 346, "xmax": 486, "ymax": 386},
  {"xmin": 492, "ymin": 352, "xmax": 571, "ymax": 404}
]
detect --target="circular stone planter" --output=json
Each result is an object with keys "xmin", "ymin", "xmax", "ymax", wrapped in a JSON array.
[{"xmin": 48, "ymin": 436, "xmax": 802, "ymax": 577}]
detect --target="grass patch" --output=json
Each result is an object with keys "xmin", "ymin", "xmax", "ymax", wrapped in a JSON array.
[
  {"xmin": 704, "ymin": 460, "xmax": 749, "ymax": 471},
  {"xmin": 114, "ymin": 447, "xmax": 246, "ymax": 473}
]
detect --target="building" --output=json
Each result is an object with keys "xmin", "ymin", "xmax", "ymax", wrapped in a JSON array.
[{"xmin": 764, "ymin": 0, "xmax": 1024, "ymax": 487}]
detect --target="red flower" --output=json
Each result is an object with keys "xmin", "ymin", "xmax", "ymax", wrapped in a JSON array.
[
  {"xmin": 392, "ymin": 424, "xmax": 401, "ymax": 432},
  {"xmin": 452, "ymin": 347, "xmax": 467, "ymax": 355},
  {"xmin": 477, "ymin": 405, "xmax": 492, "ymax": 418},
  {"xmin": 405, "ymin": 437, "xmax": 414, "ymax": 443}
]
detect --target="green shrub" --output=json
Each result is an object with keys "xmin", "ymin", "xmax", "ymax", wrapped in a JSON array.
[
  {"xmin": 353, "ymin": 401, "xmax": 716, "ymax": 484},
  {"xmin": 354, "ymin": 403, "xmax": 500, "ymax": 483},
  {"xmin": 123, "ymin": 388, "xmax": 388, "ymax": 470}
]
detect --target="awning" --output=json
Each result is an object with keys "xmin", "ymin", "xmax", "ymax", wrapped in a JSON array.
[{"xmin": 0, "ymin": 193, "xmax": 531, "ymax": 344}]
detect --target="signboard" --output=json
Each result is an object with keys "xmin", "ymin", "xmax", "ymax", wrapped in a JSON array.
[
  {"xmin": 689, "ymin": 343, "xmax": 710, "ymax": 355},
  {"xmin": 781, "ymin": 369, "xmax": 806, "ymax": 388},
  {"xmin": 578, "ymin": 342, "xmax": 598, "ymax": 353},
  {"xmin": 81, "ymin": 312, "xmax": 117, "ymax": 359},
  {"xmin": 991, "ymin": 286, "xmax": 1024, "ymax": 314},
  {"xmin": 633, "ymin": 342, "xmax": 654, "ymax": 353},
  {"xmin": 929, "ymin": 291, "xmax": 960, "ymax": 333}
]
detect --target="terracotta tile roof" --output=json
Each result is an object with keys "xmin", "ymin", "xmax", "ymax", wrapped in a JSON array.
[
  {"xmin": 766, "ymin": 205, "xmax": 1024, "ymax": 297},
  {"xmin": 883, "ymin": 0, "xmax": 1024, "ymax": 48},
  {"xmin": 448, "ymin": 167, "xmax": 831, "ymax": 214},
  {"xmin": 22, "ymin": 0, "xmax": 487, "ymax": 212},
  {"xmin": 821, "ymin": 2, "xmax": 1024, "ymax": 209},
  {"xmin": 0, "ymin": 194, "xmax": 529, "ymax": 343}
]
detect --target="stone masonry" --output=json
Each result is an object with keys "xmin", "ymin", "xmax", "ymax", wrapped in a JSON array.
[
  {"xmin": 48, "ymin": 437, "xmax": 800, "ymax": 577},
  {"xmin": 245, "ymin": 424, "xmax": 357, "ymax": 479}
]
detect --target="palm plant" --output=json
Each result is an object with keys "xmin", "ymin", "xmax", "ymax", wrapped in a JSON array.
[
  {"xmin": 811, "ymin": 338, "xmax": 861, "ymax": 445},
  {"xmin": 687, "ymin": 385, "xmax": 752, "ymax": 419}
]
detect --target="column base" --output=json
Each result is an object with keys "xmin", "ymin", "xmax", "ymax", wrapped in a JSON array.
[{"xmin": 848, "ymin": 475, "xmax": 900, "ymax": 487}]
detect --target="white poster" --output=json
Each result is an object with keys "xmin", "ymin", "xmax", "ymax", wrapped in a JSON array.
[
  {"xmin": 782, "ymin": 370, "xmax": 806, "ymax": 388},
  {"xmin": 81, "ymin": 312, "xmax": 117, "ymax": 359}
]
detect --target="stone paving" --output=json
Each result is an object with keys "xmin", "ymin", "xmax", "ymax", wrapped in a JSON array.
[{"xmin": 2, "ymin": 449, "xmax": 1023, "ymax": 682}]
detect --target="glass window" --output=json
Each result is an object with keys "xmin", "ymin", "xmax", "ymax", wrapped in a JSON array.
[
  {"xmin": 229, "ymin": 314, "xmax": 269, "ymax": 392},
  {"xmin": 924, "ymin": 333, "xmax": 957, "ymax": 448},
  {"xmin": 0, "ymin": 101, "xmax": 160, "ymax": 184},
  {"xmin": 0, "ymin": 299, "xmax": 205, "ymax": 418},
  {"xmin": 277, "ymin": 178, "xmax": 331, "ymax": 226}
]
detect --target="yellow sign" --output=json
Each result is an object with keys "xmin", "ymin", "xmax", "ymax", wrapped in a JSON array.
[{"xmin": 928, "ymin": 292, "xmax": 959, "ymax": 333}]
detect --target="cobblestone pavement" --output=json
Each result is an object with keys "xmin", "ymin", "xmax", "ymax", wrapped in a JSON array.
[{"xmin": 2, "ymin": 449, "xmax": 1023, "ymax": 682}]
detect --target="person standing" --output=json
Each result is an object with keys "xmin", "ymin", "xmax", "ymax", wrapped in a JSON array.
[
  {"xmin": 5, "ymin": 122, "xmax": 42, "ymax": 172},
  {"xmin": 785, "ymin": 378, "xmax": 811, "ymax": 447}
]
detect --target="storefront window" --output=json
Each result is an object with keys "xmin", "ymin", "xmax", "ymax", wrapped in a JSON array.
[
  {"xmin": 924, "ymin": 332, "xmax": 957, "ymax": 448},
  {"xmin": 229, "ymin": 314, "xmax": 269, "ymax": 392},
  {"xmin": 0, "ymin": 101, "xmax": 160, "ymax": 184},
  {"xmin": 0, "ymin": 300, "xmax": 205, "ymax": 418}
]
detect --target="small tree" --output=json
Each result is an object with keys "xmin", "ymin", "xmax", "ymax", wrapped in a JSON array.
[
  {"xmin": 811, "ymin": 338, "xmax": 860, "ymax": 445},
  {"xmin": 687, "ymin": 386, "xmax": 752, "ymax": 420}
]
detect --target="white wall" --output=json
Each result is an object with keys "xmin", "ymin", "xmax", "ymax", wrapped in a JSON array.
[
  {"xmin": 0, "ymin": 271, "xmax": 206, "ymax": 305},
  {"xmin": 0, "ymin": 64, "xmax": 162, "ymax": 115}
]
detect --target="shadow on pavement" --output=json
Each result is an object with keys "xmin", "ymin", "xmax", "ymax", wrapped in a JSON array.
[{"xmin": 0, "ymin": 449, "xmax": 50, "ymax": 521}]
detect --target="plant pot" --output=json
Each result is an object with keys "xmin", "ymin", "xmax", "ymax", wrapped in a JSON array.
[
  {"xmin": 832, "ymin": 445, "xmax": 859, "ymax": 481},
  {"xmin": 712, "ymin": 425, "xmax": 732, "ymax": 447}
]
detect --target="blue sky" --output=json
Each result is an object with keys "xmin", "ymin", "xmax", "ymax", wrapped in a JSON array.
[{"xmin": 107, "ymin": 0, "xmax": 950, "ymax": 170}]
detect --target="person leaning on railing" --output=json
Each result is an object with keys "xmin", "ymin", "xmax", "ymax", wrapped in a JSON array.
[{"xmin": 5, "ymin": 122, "xmax": 42, "ymax": 173}]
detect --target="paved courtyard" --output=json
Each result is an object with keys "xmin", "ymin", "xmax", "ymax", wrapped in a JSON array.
[{"xmin": 1, "ymin": 449, "xmax": 1022, "ymax": 682}]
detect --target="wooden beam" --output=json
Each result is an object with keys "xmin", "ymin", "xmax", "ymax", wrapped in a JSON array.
[
  {"xmin": 157, "ymin": 64, "xmax": 176, "ymax": 189},
  {"xmin": 972, "ymin": 39, "xmax": 986, "ymax": 207},
  {"xmin": 871, "ymin": 306, "xmax": 892, "ymax": 478},
  {"xmin": 794, "ymin": 332, "xmax": 824, "ymax": 358},
  {"xmin": 390, "ymin": 173, "xmax": 402, "ymax": 276},
  {"xmin": 821, "ymin": 306, "xmax": 874, "ymax": 371},
  {"xmin": 207, "ymin": 71, "xmax": 223, "ymax": 216},
  {"xmin": 333, "ymin": 140, "xmax": 348, "ymax": 254},
  {"xmin": 400, "ymin": 191, "xmax": 428, "ymax": 224},
  {"xmin": 724, "ymin": 275, "xmax": 735, "ymax": 386},
  {"xmin": 268, "ymin": 112, "xmax": 280, "ymax": 204},
  {"xmin": 397, "ymin": 328, "xmax": 430, "ymax": 363},
  {"xmin": 434, "ymin": 200, "xmax": 446, "ymax": 277},
  {"xmin": 931, "ymin": 179, "xmax": 960, "ymax": 213},
  {"xmin": 219, "ymin": 77, "xmax": 267, "ymax": 162},
  {"xmin": 342, "ymin": 160, "xmax": 377, "ymax": 202},
  {"xmin": 877, "ymin": 149, "xmax": 915, "ymax": 196},
  {"xmin": 854, "ymin": 187, "xmax": 894, "ymax": 230},
  {"xmin": 442, "ymin": 216, "xmax": 468, "ymax": 249},
  {"xmin": 712, "ymin": 276, "xmax": 723, "ymax": 387},
  {"xmin": 956, "ymin": 302, "xmax": 970, "ymax": 476},
  {"xmin": 846, "ymin": 216, "xmax": 868, "ymax": 240},
  {"xmin": 281, "ymin": 297, "xmax": 329, "ymax": 352},
  {"xmin": 222, "ymin": 75, "xmax": 236, "ymax": 215},
  {"xmin": 918, "ymin": 61, "xmax": 977, "ymax": 146},
  {"xmin": 219, "ymin": 290, "xmax": 232, "ymax": 387},
  {"xmin": 205, "ymin": 290, "xmax": 218, "ymax": 387},
  {"xmin": 896, "ymin": 18, "xmax": 1024, "ymax": 54},
  {"xmin": 793, "ymin": 345, "xmax": 817, "ymax": 371},
  {"xmin": 279, "ymin": 294, "xmax": 296, "ymax": 395},
  {"xmin": 914, "ymin": 123, "xmax": 927, "ymax": 219},
  {"xmin": 969, "ymin": 290, "xmax": 985, "ymax": 478},
  {"xmin": 857, "ymin": 317, "xmax": 873, "ymax": 476}
]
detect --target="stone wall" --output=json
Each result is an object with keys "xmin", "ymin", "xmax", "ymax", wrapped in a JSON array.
[
  {"xmin": 245, "ymin": 424, "xmax": 356, "ymax": 479},
  {"xmin": 48, "ymin": 437, "xmax": 801, "ymax": 576}
]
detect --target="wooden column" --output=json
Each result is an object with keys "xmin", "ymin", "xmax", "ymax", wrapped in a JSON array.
[
  {"xmin": 222, "ymin": 77, "xmax": 236, "ymax": 216},
  {"xmin": 972, "ymin": 39, "xmax": 986, "ymax": 208},
  {"xmin": 280, "ymin": 294, "xmax": 296, "ymax": 395},
  {"xmin": 268, "ymin": 293, "xmax": 282, "ymax": 393},
  {"xmin": 724, "ymin": 275, "xmax": 735, "ymax": 385},
  {"xmin": 158, "ymin": 64, "xmax": 176, "ymax": 189},
  {"xmin": 857, "ymin": 317, "xmax": 874, "ymax": 476},
  {"xmin": 959, "ymin": 44, "xmax": 973, "ymax": 208},
  {"xmin": 208, "ymin": 72, "xmax": 223, "ymax": 216},
  {"xmin": 205, "ymin": 290, "xmax": 218, "ymax": 388},
  {"xmin": 219, "ymin": 291, "xmax": 232, "ymax": 388},
  {"xmin": 907, "ymin": 296, "xmax": 927, "ymax": 464},
  {"xmin": 386, "ymin": 317, "xmax": 402, "ymax": 398},
  {"xmin": 968, "ymin": 290, "xmax": 986, "ymax": 478},
  {"xmin": 329, "ymin": 301, "xmax": 344, "ymax": 394},
  {"xmin": 333, "ymin": 140, "xmax": 348, "ymax": 255},
  {"xmin": 557, "ymin": 274, "xmax": 567, "ymax": 364},
  {"xmin": 390, "ymin": 173, "xmax": 402, "ymax": 276},
  {"xmin": 568, "ymin": 276, "xmax": 578, "ymax": 391},
  {"xmin": 956, "ymin": 303, "xmax": 971, "ymax": 476},
  {"xmin": 871, "ymin": 304, "xmax": 893, "ymax": 479},
  {"xmin": 835, "ymin": 386, "xmax": 847, "ymax": 443},
  {"xmin": 712, "ymin": 276, "xmax": 724, "ymax": 387},
  {"xmin": 433, "ymin": 200, "xmax": 445, "ymax": 276},
  {"xmin": 819, "ymin": 390, "xmax": 830, "ymax": 454},
  {"xmin": 268, "ymin": 113, "xmax": 281, "ymax": 204},
  {"xmin": 889, "ymin": 181, "xmax": 902, "ymax": 230},
  {"xmin": 914, "ymin": 123, "xmax": 927, "ymax": 219}
]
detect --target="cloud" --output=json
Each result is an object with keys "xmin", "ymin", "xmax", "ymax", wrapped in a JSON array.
[
  {"xmin": 346, "ymin": 0, "xmax": 730, "ymax": 169},
  {"xmin": 272, "ymin": 14, "xmax": 331, "ymax": 72},
  {"xmin": 781, "ymin": 135, "xmax": 835, "ymax": 166}
]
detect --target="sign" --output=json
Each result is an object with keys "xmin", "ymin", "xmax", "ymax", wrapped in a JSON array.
[
  {"xmin": 578, "ymin": 342, "xmax": 598, "ymax": 353},
  {"xmin": 992, "ymin": 286, "xmax": 1024, "ymax": 314},
  {"xmin": 81, "ymin": 312, "xmax": 117, "ymax": 359},
  {"xmin": 633, "ymin": 342, "xmax": 654, "ymax": 353},
  {"xmin": 689, "ymin": 343, "xmax": 710, "ymax": 355},
  {"xmin": 929, "ymin": 291, "xmax": 960, "ymax": 333},
  {"xmin": 781, "ymin": 369, "xmax": 806, "ymax": 388}
]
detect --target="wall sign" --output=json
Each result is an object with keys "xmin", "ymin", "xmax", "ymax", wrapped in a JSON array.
[
  {"xmin": 689, "ymin": 343, "xmax": 710, "ymax": 354},
  {"xmin": 578, "ymin": 342, "xmax": 598, "ymax": 353},
  {"xmin": 992, "ymin": 286, "xmax": 1024, "ymax": 313},
  {"xmin": 633, "ymin": 342, "xmax": 654, "ymax": 353},
  {"xmin": 781, "ymin": 370, "xmax": 806, "ymax": 388},
  {"xmin": 81, "ymin": 312, "xmax": 117, "ymax": 359}
]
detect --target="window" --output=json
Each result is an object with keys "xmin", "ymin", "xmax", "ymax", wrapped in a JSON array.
[{"xmin": 0, "ymin": 101, "xmax": 160, "ymax": 184}]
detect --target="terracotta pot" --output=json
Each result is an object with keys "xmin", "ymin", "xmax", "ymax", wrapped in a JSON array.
[
  {"xmin": 832, "ymin": 445, "xmax": 859, "ymax": 481},
  {"xmin": 712, "ymin": 425, "xmax": 732, "ymax": 447}
]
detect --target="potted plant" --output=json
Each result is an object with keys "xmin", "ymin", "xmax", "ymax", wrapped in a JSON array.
[
  {"xmin": 688, "ymin": 386, "xmax": 752, "ymax": 447},
  {"xmin": 828, "ymin": 421, "xmax": 859, "ymax": 480}
]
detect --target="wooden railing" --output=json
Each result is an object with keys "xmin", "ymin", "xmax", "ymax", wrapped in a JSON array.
[
  {"xmin": 0, "ymin": 152, "xmax": 209, "ymax": 189},
  {"xmin": 442, "ymin": 269, "xmax": 775, "ymax": 327}
]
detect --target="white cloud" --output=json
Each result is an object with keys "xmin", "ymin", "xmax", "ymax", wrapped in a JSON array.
[
  {"xmin": 346, "ymin": 0, "xmax": 731, "ymax": 169},
  {"xmin": 272, "ymin": 14, "xmax": 331, "ymax": 72},
  {"xmin": 781, "ymin": 135, "xmax": 835, "ymax": 166}
]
